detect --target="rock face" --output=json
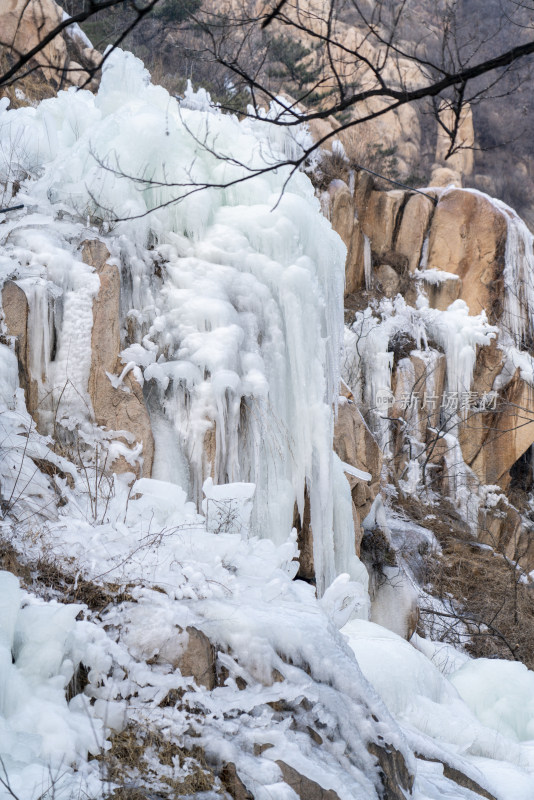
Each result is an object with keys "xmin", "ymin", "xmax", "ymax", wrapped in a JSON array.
[
  {"xmin": 426, "ymin": 190, "xmax": 507, "ymax": 319},
  {"xmin": 83, "ymin": 240, "xmax": 154, "ymax": 477},
  {"xmin": 334, "ymin": 400, "xmax": 383, "ymax": 553},
  {"xmin": 466, "ymin": 372, "xmax": 534, "ymax": 488},
  {"xmin": 1, "ymin": 280, "xmax": 34, "ymax": 411},
  {"xmin": 276, "ymin": 761, "xmax": 341, "ymax": 800},
  {"xmin": 0, "ymin": 0, "xmax": 67, "ymax": 83},
  {"xmin": 435, "ymin": 102, "xmax": 475, "ymax": 179},
  {"xmin": 0, "ymin": 0, "xmax": 101, "ymax": 90}
]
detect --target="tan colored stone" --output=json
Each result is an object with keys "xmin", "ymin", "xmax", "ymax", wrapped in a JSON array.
[
  {"xmin": 419, "ymin": 271, "xmax": 461, "ymax": 311},
  {"xmin": 175, "ymin": 626, "xmax": 216, "ymax": 690},
  {"xmin": 326, "ymin": 181, "xmax": 366, "ymax": 296},
  {"xmin": 328, "ymin": 180, "xmax": 354, "ymax": 250},
  {"xmin": 435, "ymin": 102, "xmax": 475, "ymax": 177},
  {"xmin": 472, "ymin": 338, "xmax": 504, "ymax": 397},
  {"xmin": 83, "ymin": 240, "xmax": 154, "ymax": 477},
  {"xmin": 292, "ymin": 489, "xmax": 315, "ymax": 582},
  {"xmin": 375, "ymin": 264, "xmax": 400, "ymax": 298},
  {"xmin": 220, "ymin": 763, "xmax": 253, "ymax": 800},
  {"xmin": 0, "ymin": 0, "xmax": 67, "ymax": 84},
  {"xmin": 426, "ymin": 189, "xmax": 507, "ymax": 318},
  {"xmin": 334, "ymin": 400, "xmax": 382, "ymax": 521},
  {"xmin": 1, "ymin": 280, "xmax": 36, "ymax": 413},
  {"xmin": 361, "ymin": 190, "xmax": 406, "ymax": 257},
  {"xmin": 276, "ymin": 761, "xmax": 341, "ymax": 800},
  {"xmin": 395, "ymin": 193, "xmax": 435, "ymax": 273},
  {"xmin": 465, "ymin": 372, "xmax": 534, "ymax": 489},
  {"xmin": 429, "ymin": 166, "xmax": 462, "ymax": 188},
  {"xmin": 345, "ymin": 218, "xmax": 365, "ymax": 295}
]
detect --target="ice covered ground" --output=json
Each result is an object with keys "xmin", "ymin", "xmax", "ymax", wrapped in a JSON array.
[{"xmin": 1, "ymin": 47, "xmax": 534, "ymax": 800}]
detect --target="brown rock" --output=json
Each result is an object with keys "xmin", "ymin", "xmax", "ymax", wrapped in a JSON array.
[
  {"xmin": 463, "ymin": 372, "xmax": 534, "ymax": 488},
  {"xmin": 175, "ymin": 626, "xmax": 216, "ymax": 690},
  {"xmin": 328, "ymin": 180, "xmax": 354, "ymax": 251},
  {"xmin": 292, "ymin": 489, "xmax": 315, "ymax": 583},
  {"xmin": 375, "ymin": 264, "xmax": 400, "ymax": 298},
  {"xmin": 326, "ymin": 181, "xmax": 366, "ymax": 296},
  {"xmin": 395, "ymin": 193, "xmax": 435, "ymax": 273},
  {"xmin": 435, "ymin": 103, "xmax": 475, "ymax": 177},
  {"xmin": 334, "ymin": 401, "xmax": 382, "ymax": 523},
  {"xmin": 419, "ymin": 271, "xmax": 461, "ymax": 311},
  {"xmin": 0, "ymin": 0, "xmax": 67, "ymax": 84},
  {"xmin": 429, "ymin": 166, "xmax": 462, "ymax": 188},
  {"xmin": 416, "ymin": 754, "xmax": 496, "ymax": 800},
  {"xmin": 361, "ymin": 190, "xmax": 406, "ymax": 257},
  {"xmin": 220, "ymin": 762, "xmax": 253, "ymax": 800},
  {"xmin": 345, "ymin": 218, "xmax": 366, "ymax": 295},
  {"xmin": 83, "ymin": 240, "xmax": 154, "ymax": 477},
  {"xmin": 367, "ymin": 741, "xmax": 415, "ymax": 800},
  {"xmin": 426, "ymin": 189, "xmax": 507, "ymax": 318},
  {"xmin": 1, "ymin": 280, "xmax": 35, "ymax": 412},
  {"xmin": 276, "ymin": 761, "xmax": 341, "ymax": 800}
]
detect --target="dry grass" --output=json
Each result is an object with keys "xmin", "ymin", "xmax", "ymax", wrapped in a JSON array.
[
  {"xmin": 396, "ymin": 495, "xmax": 534, "ymax": 668},
  {"xmin": 100, "ymin": 726, "xmax": 216, "ymax": 799},
  {"xmin": 0, "ymin": 48, "xmax": 56, "ymax": 109},
  {"xmin": 0, "ymin": 533, "xmax": 133, "ymax": 610}
]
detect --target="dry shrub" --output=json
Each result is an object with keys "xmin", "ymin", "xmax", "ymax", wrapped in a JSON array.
[
  {"xmin": 100, "ymin": 726, "xmax": 216, "ymax": 799},
  {"xmin": 0, "ymin": 48, "xmax": 56, "ymax": 109},
  {"xmin": 397, "ymin": 495, "xmax": 534, "ymax": 668}
]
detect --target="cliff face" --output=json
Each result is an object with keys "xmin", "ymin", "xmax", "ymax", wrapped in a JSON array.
[
  {"xmin": 2, "ymin": 4, "xmax": 534, "ymax": 800},
  {"xmin": 327, "ymin": 174, "xmax": 534, "ymax": 571}
]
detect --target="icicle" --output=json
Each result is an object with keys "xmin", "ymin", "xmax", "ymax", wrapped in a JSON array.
[
  {"xmin": 419, "ymin": 235, "xmax": 429, "ymax": 270},
  {"xmin": 364, "ymin": 234, "xmax": 372, "ymax": 290}
]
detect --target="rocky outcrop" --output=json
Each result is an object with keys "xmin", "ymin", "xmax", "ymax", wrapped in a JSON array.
[
  {"xmin": 465, "ymin": 371, "xmax": 534, "ymax": 489},
  {"xmin": 0, "ymin": 0, "xmax": 67, "ymax": 84},
  {"xmin": 1, "ymin": 280, "xmax": 34, "ymax": 412},
  {"xmin": 434, "ymin": 102, "xmax": 475, "ymax": 179},
  {"xmin": 83, "ymin": 240, "xmax": 154, "ymax": 477},
  {"xmin": 426, "ymin": 190, "xmax": 507, "ymax": 319},
  {"xmin": 0, "ymin": 0, "xmax": 101, "ymax": 91},
  {"xmin": 276, "ymin": 762, "xmax": 341, "ymax": 800},
  {"xmin": 367, "ymin": 741, "xmax": 415, "ymax": 800},
  {"xmin": 334, "ymin": 399, "xmax": 383, "ymax": 553}
]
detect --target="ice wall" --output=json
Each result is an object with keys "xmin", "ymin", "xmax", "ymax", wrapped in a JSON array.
[{"xmin": 0, "ymin": 50, "xmax": 354, "ymax": 594}]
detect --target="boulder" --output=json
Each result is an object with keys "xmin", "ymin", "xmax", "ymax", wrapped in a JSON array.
[
  {"xmin": 367, "ymin": 741, "xmax": 415, "ymax": 800},
  {"xmin": 276, "ymin": 761, "xmax": 341, "ymax": 800},
  {"xmin": 374, "ymin": 264, "xmax": 400, "ymax": 298},
  {"xmin": 0, "ymin": 0, "xmax": 67, "ymax": 84},
  {"xmin": 429, "ymin": 166, "xmax": 462, "ymax": 188},
  {"xmin": 326, "ymin": 181, "xmax": 365, "ymax": 296},
  {"xmin": 83, "ymin": 240, "xmax": 154, "ymax": 477},
  {"xmin": 426, "ymin": 189, "xmax": 507, "ymax": 319}
]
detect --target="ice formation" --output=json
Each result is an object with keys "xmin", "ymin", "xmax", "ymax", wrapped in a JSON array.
[{"xmin": 0, "ymin": 49, "xmax": 356, "ymax": 595}]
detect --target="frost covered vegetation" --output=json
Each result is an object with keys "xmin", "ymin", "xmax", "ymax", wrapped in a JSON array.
[{"xmin": 1, "ymin": 47, "xmax": 534, "ymax": 800}]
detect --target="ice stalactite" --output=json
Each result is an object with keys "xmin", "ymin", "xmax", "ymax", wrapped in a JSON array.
[{"xmin": 363, "ymin": 234, "xmax": 372, "ymax": 290}]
